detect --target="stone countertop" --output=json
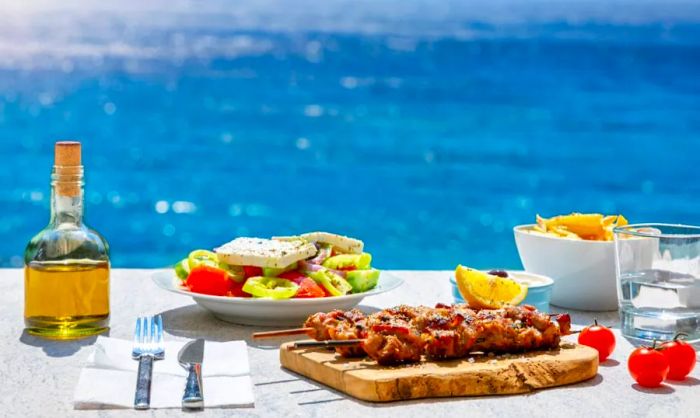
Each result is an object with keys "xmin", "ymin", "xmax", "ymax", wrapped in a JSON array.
[{"xmin": 1, "ymin": 269, "xmax": 698, "ymax": 418}]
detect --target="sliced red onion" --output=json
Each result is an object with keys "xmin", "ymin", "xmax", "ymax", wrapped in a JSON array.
[
  {"xmin": 298, "ymin": 260, "xmax": 347, "ymax": 278},
  {"xmin": 307, "ymin": 243, "xmax": 332, "ymax": 265}
]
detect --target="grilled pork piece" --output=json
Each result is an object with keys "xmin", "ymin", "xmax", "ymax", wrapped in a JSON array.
[
  {"xmin": 303, "ymin": 309, "xmax": 366, "ymax": 357},
  {"xmin": 363, "ymin": 314, "xmax": 424, "ymax": 365},
  {"xmin": 412, "ymin": 306, "xmax": 473, "ymax": 359}
]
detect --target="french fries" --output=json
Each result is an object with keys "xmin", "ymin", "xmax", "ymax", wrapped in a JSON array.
[{"xmin": 532, "ymin": 213, "xmax": 628, "ymax": 241}]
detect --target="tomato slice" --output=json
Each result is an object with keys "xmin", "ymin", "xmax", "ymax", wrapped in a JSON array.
[
  {"xmin": 229, "ymin": 280, "xmax": 251, "ymax": 297},
  {"xmin": 186, "ymin": 265, "xmax": 233, "ymax": 296},
  {"xmin": 243, "ymin": 266, "xmax": 263, "ymax": 278},
  {"xmin": 279, "ymin": 271, "xmax": 326, "ymax": 298},
  {"xmin": 278, "ymin": 271, "xmax": 308, "ymax": 281},
  {"xmin": 295, "ymin": 278, "xmax": 326, "ymax": 298}
]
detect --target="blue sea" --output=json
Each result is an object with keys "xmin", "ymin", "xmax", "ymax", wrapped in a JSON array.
[{"xmin": 1, "ymin": 1, "xmax": 699, "ymax": 269}]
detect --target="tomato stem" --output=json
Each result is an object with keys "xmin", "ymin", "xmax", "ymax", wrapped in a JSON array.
[
  {"xmin": 594, "ymin": 318, "xmax": 598, "ymax": 326},
  {"xmin": 673, "ymin": 333, "xmax": 688, "ymax": 342}
]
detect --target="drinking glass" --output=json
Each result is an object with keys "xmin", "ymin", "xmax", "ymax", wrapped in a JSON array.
[{"xmin": 614, "ymin": 224, "xmax": 700, "ymax": 342}]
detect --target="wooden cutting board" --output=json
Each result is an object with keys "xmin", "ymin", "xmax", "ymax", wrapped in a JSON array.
[{"xmin": 280, "ymin": 341, "xmax": 599, "ymax": 402}]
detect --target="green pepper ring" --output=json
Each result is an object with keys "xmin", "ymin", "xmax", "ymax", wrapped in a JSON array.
[
  {"xmin": 322, "ymin": 252, "xmax": 372, "ymax": 270},
  {"xmin": 307, "ymin": 269, "xmax": 352, "ymax": 296},
  {"xmin": 242, "ymin": 276, "xmax": 299, "ymax": 299},
  {"xmin": 188, "ymin": 249, "xmax": 219, "ymax": 269}
]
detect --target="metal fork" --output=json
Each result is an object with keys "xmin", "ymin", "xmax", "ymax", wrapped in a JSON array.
[{"xmin": 131, "ymin": 315, "xmax": 165, "ymax": 410}]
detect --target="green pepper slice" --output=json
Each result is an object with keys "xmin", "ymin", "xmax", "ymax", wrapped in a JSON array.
[
  {"xmin": 346, "ymin": 269, "xmax": 380, "ymax": 293},
  {"xmin": 188, "ymin": 250, "xmax": 219, "ymax": 269},
  {"xmin": 242, "ymin": 277, "xmax": 299, "ymax": 299},
  {"xmin": 307, "ymin": 269, "xmax": 353, "ymax": 296},
  {"xmin": 322, "ymin": 253, "xmax": 372, "ymax": 270},
  {"xmin": 174, "ymin": 258, "xmax": 191, "ymax": 281},
  {"xmin": 218, "ymin": 263, "xmax": 246, "ymax": 283},
  {"xmin": 262, "ymin": 262, "xmax": 299, "ymax": 277}
]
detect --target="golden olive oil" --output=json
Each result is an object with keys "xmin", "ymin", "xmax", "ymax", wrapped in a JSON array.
[{"xmin": 24, "ymin": 261, "xmax": 109, "ymax": 339}]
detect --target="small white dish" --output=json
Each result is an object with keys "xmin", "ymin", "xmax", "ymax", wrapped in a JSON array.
[
  {"xmin": 152, "ymin": 270, "xmax": 404, "ymax": 326},
  {"xmin": 514, "ymin": 224, "xmax": 618, "ymax": 311}
]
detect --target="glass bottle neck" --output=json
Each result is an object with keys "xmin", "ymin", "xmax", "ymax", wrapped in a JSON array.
[{"xmin": 50, "ymin": 166, "xmax": 85, "ymax": 226}]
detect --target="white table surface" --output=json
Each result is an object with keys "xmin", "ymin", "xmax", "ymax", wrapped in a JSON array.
[{"xmin": 1, "ymin": 269, "xmax": 698, "ymax": 418}]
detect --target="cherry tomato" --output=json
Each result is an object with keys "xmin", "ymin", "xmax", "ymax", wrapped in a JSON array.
[
  {"xmin": 186, "ymin": 265, "xmax": 233, "ymax": 296},
  {"xmin": 628, "ymin": 343, "xmax": 669, "ymax": 388},
  {"xmin": 243, "ymin": 266, "xmax": 263, "ymax": 278},
  {"xmin": 578, "ymin": 319, "xmax": 616, "ymax": 362},
  {"xmin": 278, "ymin": 271, "xmax": 326, "ymax": 298},
  {"xmin": 661, "ymin": 334, "xmax": 697, "ymax": 380}
]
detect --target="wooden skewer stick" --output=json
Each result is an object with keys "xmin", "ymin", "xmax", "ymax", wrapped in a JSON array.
[
  {"xmin": 292, "ymin": 339, "xmax": 364, "ymax": 349},
  {"xmin": 291, "ymin": 340, "xmax": 489, "ymax": 357},
  {"xmin": 253, "ymin": 328, "xmax": 313, "ymax": 339}
]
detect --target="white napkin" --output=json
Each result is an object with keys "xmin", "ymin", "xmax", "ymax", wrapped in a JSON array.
[{"xmin": 74, "ymin": 336, "xmax": 255, "ymax": 409}]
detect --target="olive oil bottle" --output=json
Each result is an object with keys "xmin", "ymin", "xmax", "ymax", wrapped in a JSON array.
[{"xmin": 24, "ymin": 141, "xmax": 110, "ymax": 339}]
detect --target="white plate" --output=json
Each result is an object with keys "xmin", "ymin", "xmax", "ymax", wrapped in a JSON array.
[{"xmin": 151, "ymin": 270, "xmax": 404, "ymax": 326}]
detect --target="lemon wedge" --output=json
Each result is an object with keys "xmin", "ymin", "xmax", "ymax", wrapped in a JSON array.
[{"xmin": 454, "ymin": 265, "xmax": 528, "ymax": 309}]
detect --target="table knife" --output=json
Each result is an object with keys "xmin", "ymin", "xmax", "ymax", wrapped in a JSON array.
[{"xmin": 178, "ymin": 339, "xmax": 205, "ymax": 410}]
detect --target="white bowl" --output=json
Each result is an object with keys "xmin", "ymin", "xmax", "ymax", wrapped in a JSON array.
[
  {"xmin": 152, "ymin": 270, "xmax": 404, "ymax": 326},
  {"xmin": 514, "ymin": 224, "xmax": 617, "ymax": 311}
]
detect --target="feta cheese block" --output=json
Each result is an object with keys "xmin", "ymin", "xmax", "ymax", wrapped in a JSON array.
[
  {"xmin": 274, "ymin": 232, "xmax": 364, "ymax": 254},
  {"xmin": 215, "ymin": 237, "xmax": 317, "ymax": 268}
]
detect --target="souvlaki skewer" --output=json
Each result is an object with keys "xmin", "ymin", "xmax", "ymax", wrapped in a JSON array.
[{"xmin": 254, "ymin": 304, "xmax": 572, "ymax": 365}]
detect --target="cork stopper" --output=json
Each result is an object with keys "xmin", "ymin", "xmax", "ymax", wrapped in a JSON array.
[
  {"xmin": 55, "ymin": 141, "xmax": 81, "ymax": 166},
  {"xmin": 53, "ymin": 141, "xmax": 83, "ymax": 197}
]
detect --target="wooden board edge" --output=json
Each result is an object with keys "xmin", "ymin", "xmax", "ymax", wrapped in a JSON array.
[{"xmin": 280, "ymin": 345, "xmax": 383, "ymax": 401}]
